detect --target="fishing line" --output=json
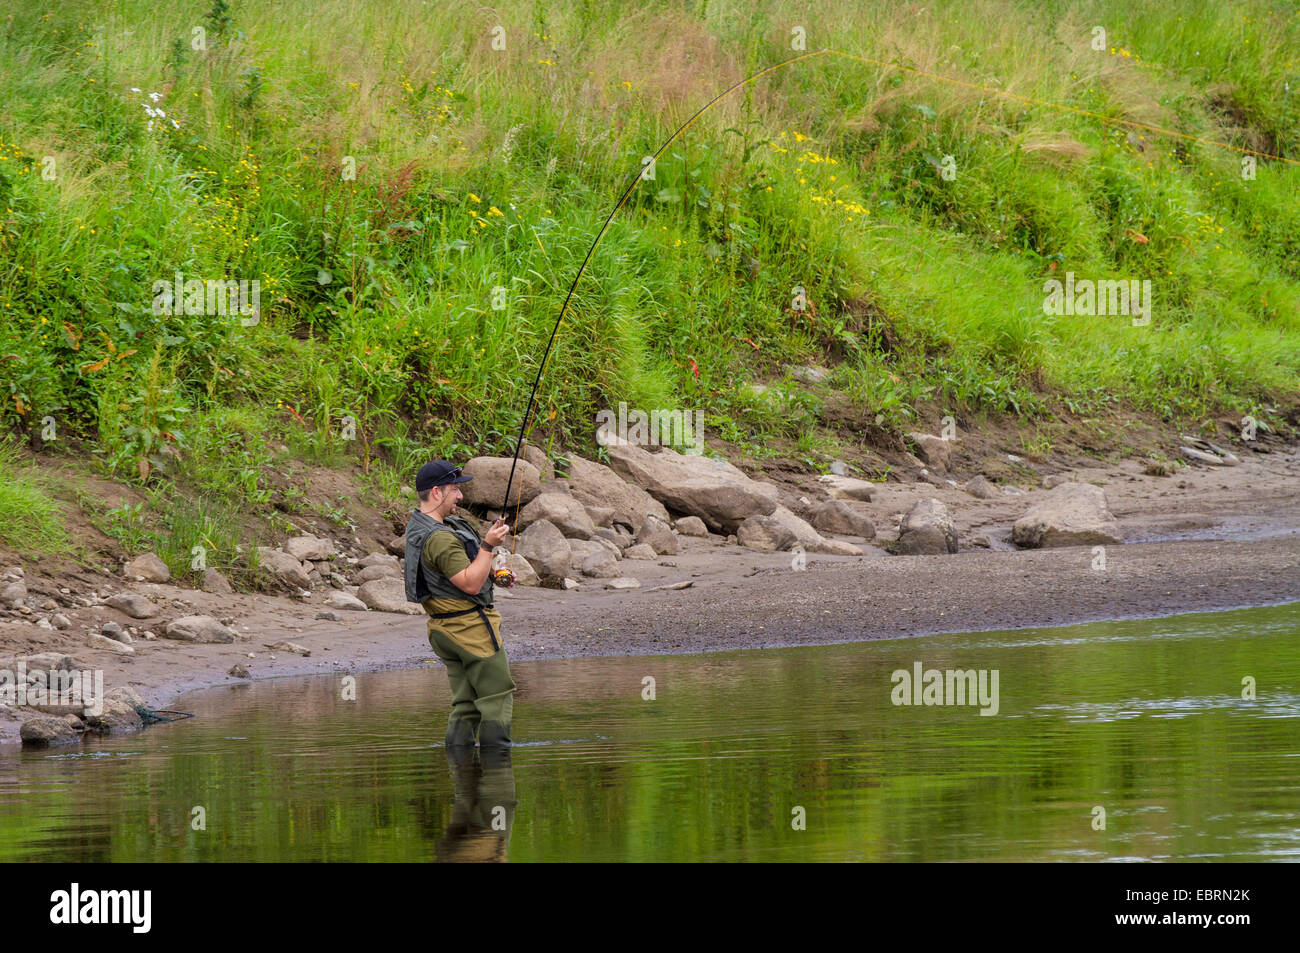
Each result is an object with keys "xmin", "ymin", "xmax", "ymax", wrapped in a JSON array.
[{"xmin": 496, "ymin": 43, "xmax": 1296, "ymax": 556}]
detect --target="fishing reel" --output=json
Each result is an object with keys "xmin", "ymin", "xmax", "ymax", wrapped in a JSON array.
[{"xmin": 490, "ymin": 549, "xmax": 516, "ymax": 589}]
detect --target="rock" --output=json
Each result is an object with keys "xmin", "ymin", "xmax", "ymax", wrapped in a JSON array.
[
  {"xmin": 580, "ymin": 550, "xmax": 621, "ymax": 578},
  {"xmin": 589, "ymin": 535, "xmax": 622, "ymax": 560},
  {"xmin": 386, "ymin": 536, "xmax": 407, "ymax": 557},
  {"xmin": 163, "ymin": 615, "xmax": 240, "ymax": 643},
  {"xmin": 16, "ymin": 652, "xmax": 77, "ymax": 671},
  {"xmin": 622, "ymin": 543, "xmax": 657, "ymax": 560},
  {"xmin": 1180, "ymin": 446, "xmax": 1224, "ymax": 465},
  {"xmin": 64, "ymin": 713, "xmax": 86, "ymax": 731},
  {"xmin": 84, "ymin": 698, "xmax": 143, "ymax": 734},
  {"xmin": 635, "ymin": 515, "xmax": 678, "ymax": 555},
  {"xmin": 768, "ymin": 505, "xmax": 863, "ymax": 555},
  {"xmin": 816, "ymin": 474, "xmax": 875, "ymax": 502},
  {"xmin": 100, "ymin": 621, "xmax": 131, "ymax": 643},
  {"xmin": 564, "ymin": 454, "xmax": 670, "ymax": 530},
  {"xmin": 594, "ymin": 527, "xmax": 632, "ymax": 552},
  {"xmin": 584, "ymin": 505, "xmax": 616, "ymax": 527},
  {"xmin": 906, "ymin": 433, "xmax": 953, "ymax": 471},
  {"xmin": 357, "ymin": 577, "xmax": 423, "ymax": 614},
  {"xmin": 963, "ymin": 475, "xmax": 1001, "ymax": 500},
  {"xmin": 674, "ymin": 516, "xmax": 709, "ymax": 537},
  {"xmin": 201, "ymin": 568, "xmax": 234, "ymax": 594},
  {"xmin": 355, "ymin": 563, "xmax": 403, "ymax": 583},
  {"xmin": 516, "ymin": 519, "xmax": 571, "ymax": 582},
  {"xmin": 228, "ymin": 664, "xmax": 251, "ymax": 679},
  {"xmin": 788, "ymin": 365, "xmax": 829, "ymax": 384},
  {"xmin": 1012, "ymin": 483, "xmax": 1122, "ymax": 548},
  {"xmin": 605, "ymin": 439, "xmax": 777, "ymax": 533},
  {"xmin": 459, "ymin": 457, "xmax": 541, "ymax": 508},
  {"xmin": 522, "ymin": 445, "xmax": 555, "ymax": 480},
  {"xmin": 897, "ymin": 498, "xmax": 958, "ymax": 555},
  {"xmin": 123, "ymin": 552, "xmax": 170, "ymax": 583},
  {"xmin": 1, "ymin": 580, "xmax": 26, "ymax": 605},
  {"xmin": 1042, "ymin": 473, "xmax": 1073, "ymax": 490},
  {"xmin": 567, "ymin": 540, "xmax": 610, "ymax": 570},
  {"xmin": 358, "ymin": 552, "xmax": 399, "ymax": 569},
  {"xmin": 105, "ymin": 686, "xmax": 146, "ymax": 709},
  {"xmin": 326, "ymin": 591, "xmax": 368, "ymax": 611},
  {"xmin": 265, "ymin": 641, "xmax": 311, "ymax": 657},
  {"xmin": 105, "ymin": 592, "xmax": 160, "ymax": 619},
  {"xmin": 562, "ymin": 577, "xmax": 580, "ymax": 590},
  {"xmin": 810, "ymin": 500, "xmax": 875, "ymax": 539},
  {"xmin": 50, "ymin": 613, "xmax": 71, "ymax": 630},
  {"xmin": 87, "ymin": 633, "xmax": 135, "ymax": 654},
  {"xmin": 517, "ymin": 492, "xmax": 597, "ymax": 539},
  {"xmin": 315, "ymin": 610, "xmax": 343, "ymax": 621},
  {"xmin": 257, "ymin": 547, "xmax": 313, "ymax": 590},
  {"xmin": 20, "ymin": 715, "xmax": 79, "ymax": 747},
  {"xmin": 499, "ymin": 553, "xmax": 539, "ymax": 587},
  {"xmin": 736, "ymin": 515, "xmax": 798, "ymax": 551},
  {"xmin": 284, "ymin": 535, "xmax": 332, "ymax": 561},
  {"xmin": 604, "ymin": 577, "xmax": 641, "ymax": 590}
]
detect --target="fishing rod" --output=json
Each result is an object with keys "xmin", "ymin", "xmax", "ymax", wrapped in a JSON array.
[{"xmin": 496, "ymin": 47, "xmax": 831, "ymax": 543}]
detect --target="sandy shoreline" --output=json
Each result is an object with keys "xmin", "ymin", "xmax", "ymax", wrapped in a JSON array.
[{"xmin": 2, "ymin": 446, "xmax": 1298, "ymax": 750}]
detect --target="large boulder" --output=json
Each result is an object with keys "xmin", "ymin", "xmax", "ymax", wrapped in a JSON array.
[
  {"xmin": 123, "ymin": 552, "xmax": 170, "ymax": 583},
  {"xmin": 736, "ymin": 515, "xmax": 797, "ymax": 551},
  {"xmin": 1011, "ymin": 483, "xmax": 1121, "ymax": 548},
  {"xmin": 20, "ymin": 715, "xmax": 79, "ymax": 747},
  {"xmin": 357, "ymin": 577, "xmax": 423, "ymax": 614},
  {"xmin": 326, "ymin": 590, "xmax": 368, "ymax": 611},
  {"xmin": 83, "ymin": 698, "xmax": 144, "ymax": 735},
  {"xmin": 580, "ymin": 550, "xmax": 621, "ymax": 578},
  {"xmin": 810, "ymin": 500, "xmax": 875, "ymax": 539},
  {"xmin": 768, "ymin": 505, "xmax": 864, "ymax": 555},
  {"xmin": 105, "ymin": 592, "xmax": 160, "ymax": 619},
  {"xmin": 816, "ymin": 474, "xmax": 875, "ymax": 502},
  {"xmin": 896, "ymin": 498, "xmax": 958, "ymax": 555},
  {"xmin": 963, "ymin": 475, "xmax": 1001, "ymax": 500},
  {"xmin": 355, "ymin": 563, "xmax": 402, "ymax": 583},
  {"xmin": 635, "ymin": 515, "xmax": 678, "ymax": 555},
  {"xmin": 674, "ymin": 516, "xmax": 709, "ymax": 537},
  {"xmin": 906, "ymin": 433, "xmax": 953, "ymax": 471},
  {"xmin": 459, "ymin": 457, "xmax": 541, "ymax": 509},
  {"xmin": 202, "ymin": 569, "xmax": 234, "ymax": 594},
  {"xmin": 516, "ymin": 492, "xmax": 597, "ymax": 539},
  {"xmin": 284, "ymin": 535, "xmax": 332, "ymax": 561},
  {"xmin": 257, "ymin": 547, "xmax": 312, "ymax": 590},
  {"xmin": 604, "ymin": 440, "xmax": 777, "ymax": 533},
  {"xmin": 564, "ymin": 454, "xmax": 669, "ymax": 530},
  {"xmin": 164, "ymin": 615, "xmax": 241, "ymax": 643},
  {"xmin": 516, "ymin": 519, "xmax": 570, "ymax": 582}
]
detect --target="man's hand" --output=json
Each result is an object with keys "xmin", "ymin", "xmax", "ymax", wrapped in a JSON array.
[{"xmin": 483, "ymin": 517, "xmax": 510, "ymax": 549}]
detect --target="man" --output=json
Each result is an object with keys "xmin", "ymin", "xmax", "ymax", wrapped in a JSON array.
[{"xmin": 403, "ymin": 460, "xmax": 515, "ymax": 747}]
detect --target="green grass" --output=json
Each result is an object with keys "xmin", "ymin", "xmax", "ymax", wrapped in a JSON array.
[
  {"xmin": 0, "ymin": 436, "xmax": 70, "ymax": 555},
  {"xmin": 0, "ymin": 0, "xmax": 1296, "ymax": 520}
]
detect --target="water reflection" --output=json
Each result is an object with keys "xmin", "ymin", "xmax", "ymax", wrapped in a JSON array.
[{"xmin": 435, "ymin": 747, "xmax": 516, "ymax": 863}]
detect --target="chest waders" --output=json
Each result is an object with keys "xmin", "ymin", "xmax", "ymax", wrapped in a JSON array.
[{"xmin": 404, "ymin": 508, "xmax": 515, "ymax": 748}]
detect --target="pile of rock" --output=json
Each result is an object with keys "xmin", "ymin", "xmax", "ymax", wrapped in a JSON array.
[{"xmin": 2, "ymin": 654, "xmax": 153, "ymax": 748}]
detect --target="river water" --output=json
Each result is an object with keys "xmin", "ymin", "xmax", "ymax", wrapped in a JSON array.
[{"xmin": 2, "ymin": 603, "xmax": 1298, "ymax": 861}]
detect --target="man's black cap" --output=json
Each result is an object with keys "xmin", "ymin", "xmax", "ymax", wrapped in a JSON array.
[{"xmin": 416, "ymin": 460, "xmax": 474, "ymax": 493}]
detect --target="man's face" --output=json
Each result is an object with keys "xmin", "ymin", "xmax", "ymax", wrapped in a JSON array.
[{"xmin": 436, "ymin": 483, "xmax": 463, "ymax": 512}]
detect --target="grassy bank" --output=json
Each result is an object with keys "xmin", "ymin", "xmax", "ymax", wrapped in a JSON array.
[{"xmin": 1, "ymin": 0, "xmax": 1298, "ymax": 573}]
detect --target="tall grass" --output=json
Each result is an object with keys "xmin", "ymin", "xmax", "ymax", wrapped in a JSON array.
[{"xmin": 0, "ymin": 0, "xmax": 1295, "ymax": 517}]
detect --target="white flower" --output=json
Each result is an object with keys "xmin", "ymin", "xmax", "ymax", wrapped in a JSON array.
[
  {"xmin": 149, "ymin": 91, "xmax": 162, "ymax": 101},
  {"xmin": 171, "ymin": 119, "xmax": 179, "ymax": 129},
  {"xmin": 147, "ymin": 121, "xmax": 154, "ymax": 131},
  {"xmin": 130, "ymin": 86, "xmax": 141, "ymax": 92}
]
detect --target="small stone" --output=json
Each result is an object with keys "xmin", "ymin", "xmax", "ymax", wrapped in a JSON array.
[
  {"xmin": 674, "ymin": 516, "xmax": 709, "ymax": 537},
  {"xmin": 105, "ymin": 592, "xmax": 160, "ymax": 619},
  {"xmin": 315, "ymin": 610, "xmax": 343, "ymax": 622},
  {"xmin": 604, "ymin": 577, "xmax": 641, "ymax": 590},
  {"xmin": 229, "ymin": 664, "xmax": 251, "ymax": 679},
  {"xmin": 622, "ymin": 543, "xmax": 657, "ymax": 560},
  {"xmin": 122, "ymin": 552, "xmax": 170, "ymax": 583}
]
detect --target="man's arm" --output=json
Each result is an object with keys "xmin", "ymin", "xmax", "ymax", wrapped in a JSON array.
[{"xmin": 447, "ymin": 517, "xmax": 511, "ymax": 594}]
